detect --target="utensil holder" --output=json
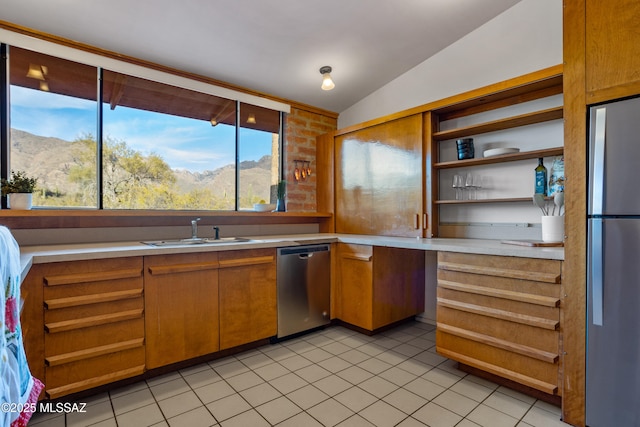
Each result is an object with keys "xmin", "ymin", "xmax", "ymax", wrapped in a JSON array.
[{"xmin": 541, "ymin": 215, "xmax": 564, "ymax": 242}]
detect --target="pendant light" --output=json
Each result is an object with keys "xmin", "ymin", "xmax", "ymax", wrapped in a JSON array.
[{"xmin": 319, "ymin": 66, "xmax": 335, "ymax": 91}]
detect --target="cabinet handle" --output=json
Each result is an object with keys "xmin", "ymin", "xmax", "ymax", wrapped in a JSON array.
[
  {"xmin": 414, "ymin": 213, "xmax": 420, "ymax": 230},
  {"xmin": 423, "ymin": 213, "xmax": 428, "ymax": 230}
]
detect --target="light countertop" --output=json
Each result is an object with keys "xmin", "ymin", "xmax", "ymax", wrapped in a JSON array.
[{"xmin": 19, "ymin": 234, "xmax": 564, "ymax": 283}]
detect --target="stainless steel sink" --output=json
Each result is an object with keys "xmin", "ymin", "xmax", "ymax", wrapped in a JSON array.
[{"xmin": 142, "ymin": 237, "xmax": 255, "ymax": 246}]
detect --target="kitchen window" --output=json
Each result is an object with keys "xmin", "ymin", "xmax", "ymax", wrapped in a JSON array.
[{"xmin": 2, "ymin": 45, "xmax": 282, "ymax": 210}]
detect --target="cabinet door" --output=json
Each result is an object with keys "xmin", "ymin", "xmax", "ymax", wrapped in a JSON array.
[
  {"xmin": 336, "ymin": 244, "xmax": 373, "ymax": 330},
  {"xmin": 218, "ymin": 249, "xmax": 276, "ymax": 350},
  {"xmin": 372, "ymin": 247, "xmax": 425, "ymax": 329},
  {"xmin": 144, "ymin": 252, "xmax": 219, "ymax": 369},
  {"xmin": 586, "ymin": 0, "xmax": 640, "ymax": 100},
  {"xmin": 335, "ymin": 114, "xmax": 423, "ymax": 237}
]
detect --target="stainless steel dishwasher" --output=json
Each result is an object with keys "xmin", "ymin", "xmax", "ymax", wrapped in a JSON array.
[{"xmin": 277, "ymin": 244, "xmax": 331, "ymax": 339}]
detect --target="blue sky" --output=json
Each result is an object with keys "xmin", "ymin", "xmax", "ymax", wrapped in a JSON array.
[{"xmin": 10, "ymin": 86, "xmax": 272, "ymax": 172}]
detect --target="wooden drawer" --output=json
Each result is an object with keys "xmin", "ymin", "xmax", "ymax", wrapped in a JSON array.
[
  {"xmin": 436, "ymin": 252, "xmax": 562, "ymax": 396},
  {"xmin": 40, "ymin": 257, "xmax": 145, "ymax": 398}
]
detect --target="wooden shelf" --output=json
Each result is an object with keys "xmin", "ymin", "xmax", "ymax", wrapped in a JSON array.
[
  {"xmin": 435, "ymin": 197, "xmax": 537, "ymax": 205},
  {"xmin": 434, "ymin": 147, "xmax": 564, "ymax": 169},
  {"xmin": 432, "ymin": 106, "xmax": 563, "ymax": 141}
]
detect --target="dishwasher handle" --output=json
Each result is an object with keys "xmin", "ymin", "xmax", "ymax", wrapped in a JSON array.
[{"xmin": 299, "ymin": 253, "xmax": 313, "ymax": 259}]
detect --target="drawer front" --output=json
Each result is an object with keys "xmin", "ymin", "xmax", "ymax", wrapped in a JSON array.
[
  {"xmin": 436, "ymin": 252, "xmax": 562, "ymax": 396},
  {"xmin": 41, "ymin": 257, "xmax": 145, "ymax": 398}
]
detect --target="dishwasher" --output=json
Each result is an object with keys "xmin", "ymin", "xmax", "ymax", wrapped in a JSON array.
[{"xmin": 276, "ymin": 244, "xmax": 331, "ymax": 339}]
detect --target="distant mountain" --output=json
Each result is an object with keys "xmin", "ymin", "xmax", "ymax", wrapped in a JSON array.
[{"xmin": 9, "ymin": 129, "xmax": 273, "ymax": 204}]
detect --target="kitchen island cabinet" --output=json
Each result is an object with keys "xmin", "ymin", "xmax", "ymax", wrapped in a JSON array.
[
  {"xmin": 144, "ymin": 252, "xmax": 220, "ymax": 369},
  {"xmin": 218, "ymin": 248, "xmax": 277, "ymax": 350},
  {"xmin": 436, "ymin": 251, "xmax": 562, "ymax": 396},
  {"xmin": 335, "ymin": 243, "xmax": 425, "ymax": 331}
]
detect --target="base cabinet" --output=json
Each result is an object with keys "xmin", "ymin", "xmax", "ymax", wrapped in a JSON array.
[
  {"xmin": 336, "ymin": 244, "xmax": 425, "ymax": 331},
  {"xmin": 436, "ymin": 252, "xmax": 562, "ymax": 396},
  {"xmin": 29, "ymin": 257, "xmax": 145, "ymax": 399},
  {"xmin": 144, "ymin": 252, "xmax": 219, "ymax": 369},
  {"xmin": 218, "ymin": 248, "xmax": 277, "ymax": 350}
]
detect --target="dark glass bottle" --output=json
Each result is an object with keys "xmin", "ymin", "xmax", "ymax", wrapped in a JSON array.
[{"xmin": 534, "ymin": 157, "xmax": 548, "ymax": 195}]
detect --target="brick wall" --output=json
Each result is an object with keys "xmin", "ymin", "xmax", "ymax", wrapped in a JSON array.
[{"xmin": 283, "ymin": 107, "xmax": 337, "ymax": 212}]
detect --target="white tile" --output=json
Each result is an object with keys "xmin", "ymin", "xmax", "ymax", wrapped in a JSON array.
[
  {"xmin": 374, "ymin": 350, "xmax": 406, "ymax": 366},
  {"xmin": 304, "ymin": 333, "xmax": 337, "ymax": 347},
  {"xmin": 66, "ymin": 400, "xmax": 115, "ymax": 427},
  {"xmin": 269, "ymin": 372, "xmax": 308, "ymax": 394},
  {"xmin": 277, "ymin": 411, "xmax": 324, "ymax": 426},
  {"xmin": 239, "ymin": 382, "xmax": 282, "ymax": 407},
  {"xmin": 255, "ymin": 396, "xmax": 302, "ymax": 425},
  {"xmin": 213, "ymin": 360, "xmax": 250, "ymax": 379},
  {"xmin": 322, "ymin": 341, "xmax": 352, "ymax": 355},
  {"xmin": 206, "ymin": 393, "xmax": 251, "ymax": 422},
  {"xmin": 157, "ymin": 390, "xmax": 203, "ymax": 419},
  {"xmin": 396, "ymin": 416, "xmax": 429, "ymax": 427},
  {"xmin": 112, "ymin": 388, "xmax": 156, "ymax": 415},
  {"xmin": 307, "ymin": 398, "xmax": 355, "ymax": 427},
  {"xmin": 465, "ymin": 374, "xmax": 500, "ymax": 391},
  {"xmin": 313, "ymin": 374, "xmax": 353, "ymax": 395},
  {"xmin": 28, "ymin": 412, "xmax": 65, "ymax": 426},
  {"xmin": 337, "ymin": 365, "xmax": 374, "ymax": 385},
  {"xmin": 87, "ymin": 418, "xmax": 118, "ymax": 427},
  {"xmin": 110, "ymin": 381, "xmax": 149, "ymax": 399},
  {"xmin": 392, "ymin": 343, "xmax": 423, "ymax": 358},
  {"xmin": 150, "ymin": 377, "xmax": 191, "ymax": 400},
  {"xmin": 403, "ymin": 377, "xmax": 446, "ymax": 401},
  {"xmin": 359, "ymin": 400, "xmax": 407, "ymax": 427},
  {"xmin": 146, "ymin": 372, "xmax": 182, "ymax": 387},
  {"xmin": 253, "ymin": 361, "xmax": 289, "ymax": 381},
  {"xmin": 358, "ymin": 357, "xmax": 393, "ymax": 375},
  {"xmin": 412, "ymin": 402, "xmax": 462, "ymax": 427},
  {"xmin": 533, "ymin": 399, "xmax": 562, "ymax": 416},
  {"xmin": 261, "ymin": 344, "xmax": 297, "ymax": 361},
  {"xmin": 116, "ymin": 403, "xmax": 165, "ymax": 427},
  {"xmin": 496, "ymin": 386, "xmax": 536, "ymax": 405},
  {"xmin": 179, "ymin": 362, "xmax": 213, "ymax": 377},
  {"xmin": 371, "ymin": 337, "xmax": 402, "ymax": 349},
  {"xmin": 239, "ymin": 352, "xmax": 274, "ymax": 369},
  {"xmin": 484, "ymin": 391, "xmax": 533, "ymax": 419},
  {"xmin": 334, "ymin": 386, "xmax": 378, "ymax": 412},
  {"xmin": 302, "ymin": 347, "xmax": 334, "ymax": 363},
  {"xmin": 183, "ymin": 367, "xmax": 223, "ymax": 389},
  {"xmin": 383, "ymin": 388, "xmax": 428, "ymax": 415},
  {"xmin": 285, "ymin": 338, "xmax": 317, "ymax": 354},
  {"xmin": 295, "ymin": 364, "xmax": 332, "ymax": 382},
  {"xmin": 225, "ymin": 370, "xmax": 264, "ymax": 392},
  {"xmin": 339, "ymin": 349, "xmax": 371, "ymax": 364},
  {"xmin": 377, "ymin": 366, "xmax": 417, "ymax": 386},
  {"xmin": 167, "ymin": 406, "xmax": 216, "ymax": 427},
  {"xmin": 286, "ymin": 384, "xmax": 329, "ymax": 410},
  {"xmin": 357, "ymin": 376, "xmax": 398, "ymax": 399},
  {"xmin": 194, "ymin": 380, "xmax": 236, "ymax": 404},
  {"xmin": 449, "ymin": 377, "xmax": 494, "ymax": 402},
  {"xmin": 466, "ymin": 404, "xmax": 519, "ymax": 427},
  {"xmin": 395, "ymin": 358, "xmax": 432, "ymax": 377},
  {"xmin": 432, "ymin": 389, "xmax": 478, "ymax": 417},
  {"xmin": 521, "ymin": 406, "xmax": 571, "ymax": 427},
  {"xmin": 318, "ymin": 355, "xmax": 353, "ymax": 373},
  {"xmin": 412, "ymin": 350, "xmax": 447, "ymax": 367},
  {"xmin": 279, "ymin": 353, "xmax": 313, "ymax": 370},
  {"xmin": 340, "ymin": 334, "xmax": 375, "ymax": 348},
  {"xmin": 357, "ymin": 343, "xmax": 388, "ymax": 357},
  {"xmin": 457, "ymin": 420, "xmax": 483, "ymax": 427},
  {"xmin": 336, "ymin": 414, "xmax": 377, "ymax": 427},
  {"xmin": 220, "ymin": 409, "xmax": 270, "ymax": 427},
  {"xmin": 421, "ymin": 367, "xmax": 463, "ymax": 388}
]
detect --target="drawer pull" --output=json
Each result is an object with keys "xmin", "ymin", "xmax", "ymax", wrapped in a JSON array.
[
  {"xmin": 340, "ymin": 254, "xmax": 372, "ymax": 262},
  {"xmin": 438, "ymin": 280, "xmax": 560, "ymax": 307},
  {"xmin": 45, "ymin": 288, "xmax": 143, "ymax": 310},
  {"xmin": 218, "ymin": 256, "xmax": 274, "ymax": 268},
  {"xmin": 45, "ymin": 338, "xmax": 144, "ymax": 366},
  {"xmin": 147, "ymin": 262, "xmax": 219, "ymax": 275},
  {"xmin": 437, "ymin": 297, "xmax": 559, "ymax": 330},
  {"xmin": 438, "ymin": 261, "xmax": 561, "ymax": 284},
  {"xmin": 44, "ymin": 268, "xmax": 142, "ymax": 286},
  {"xmin": 45, "ymin": 309, "xmax": 143, "ymax": 333},
  {"xmin": 45, "ymin": 365, "xmax": 145, "ymax": 399},
  {"xmin": 437, "ymin": 323, "xmax": 558, "ymax": 363},
  {"xmin": 436, "ymin": 348, "xmax": 558, "ymax": 395}
]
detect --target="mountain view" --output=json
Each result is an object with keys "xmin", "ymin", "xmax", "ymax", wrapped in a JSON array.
[{"xmin": 10, "ymin": 129, "xmax": 274, "ymax": 209}]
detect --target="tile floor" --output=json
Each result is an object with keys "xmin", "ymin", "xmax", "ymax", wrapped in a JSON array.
[{"xmin": 28, "ymin": 321, "xmax": 572, "ymax": 427}]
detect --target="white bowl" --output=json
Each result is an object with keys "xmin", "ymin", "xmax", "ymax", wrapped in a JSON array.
[
  {"xmin": 483, "ymin": 147, "xmax": 520, "ymax": 157},
  {"xmin": 253, "ymin": 203, "xmax": 275, "ymax": 212}
]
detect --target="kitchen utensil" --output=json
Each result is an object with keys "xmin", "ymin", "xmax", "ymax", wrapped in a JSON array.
[
  {"xmin": 555, "ymin": 191, "xmax": 565, "ymax": 215},
  {"xmin": 533, "ymin": 193, "xmax": 548, "ymax": 215}
]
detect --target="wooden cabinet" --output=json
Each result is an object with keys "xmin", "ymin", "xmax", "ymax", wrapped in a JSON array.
[
  {"xmin": 144, "ymin": 252, "xmax": 219, "ymax": 369},
  {"xmin": 336, "ymin": 243, "xmax": 425, "ymax": 331},
  {"xmin": 436, "ymin": 252, "xmax": 562, "ymax": 396},
  {"xmin": 585, "ymin": 0, "xmax": 640, "ymax": 103},
  {"xmin": 218, "ymin": 248, "xmax": 277, "ymax": 350},
  {"xmin": 428, "ymin": 66, "xmax": 564, "ymax": 236},
  {"xmin": 334, "ymin": 114, "xmax": 425, "ymax": 237},
  {"xmin": 38, "ymin": 257, "xmax": 145, "ymax": 399}
]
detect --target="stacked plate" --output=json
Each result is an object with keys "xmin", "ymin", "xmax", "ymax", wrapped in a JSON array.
[{"xmin": 483, "ymin": 147, "xmax": 520, "ymax": 157}]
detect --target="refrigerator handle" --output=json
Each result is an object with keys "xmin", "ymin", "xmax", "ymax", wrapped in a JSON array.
[
  {"xmin": 592, "ymin": 107, "xmax": 607, "ymax": 216},
  {"xmin": 591, "ymin": 219, "xmax": 604, "ymax": 326}
]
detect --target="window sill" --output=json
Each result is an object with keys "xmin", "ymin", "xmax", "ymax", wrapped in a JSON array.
[{"xmin": 0, "ymin": 209, "xmax": 332, "ymax": 229}]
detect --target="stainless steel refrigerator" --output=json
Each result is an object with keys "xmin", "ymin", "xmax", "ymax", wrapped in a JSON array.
[{"xmin": 587, "ymin": 96, "xmax": 640, "ymax": 426}]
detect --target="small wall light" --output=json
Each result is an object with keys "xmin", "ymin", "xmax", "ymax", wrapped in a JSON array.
[
  {"xmin": 210, "ymin": 118, "xmax": 218, "ymax": 127},
  {"xmin": 247, "ymin": 113, "xmax": 257, "ymax": 124},
  {"xmin": 319, "ymin": 66, "xmax": 335, "ymax": 91},
  {"xmin": 26, "ymin": 64, "xmax": 47, "ymax": 80}
]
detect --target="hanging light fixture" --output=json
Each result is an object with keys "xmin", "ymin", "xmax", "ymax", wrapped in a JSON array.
[
  {"xmin": 210, "ymin": 118, "xmax": 218, "ymax": 127},
  {"xmin": 246, "ymin": 113, "xmax": 257, "ymax": 124},
  {"xmin": 26, "ymin": 64, "xmax": 47, "ymax": 80},
  {"xmin": 319, "ymin": 66, "xmax": 335, "ymax": 91}
]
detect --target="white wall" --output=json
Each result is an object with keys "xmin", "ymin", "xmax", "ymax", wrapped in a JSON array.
[{"xmin": 338, "ymin": 0, "xmax": 562, "ymax": 128}]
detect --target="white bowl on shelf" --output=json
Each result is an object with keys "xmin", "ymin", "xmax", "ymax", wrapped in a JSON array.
[
  {"xmin": 483, "ymin": 147, "xmax": 520, "ymax": 157},
  {"xmin": 253, "ymin": 203, "xmax": 275, "ymax": 212}
]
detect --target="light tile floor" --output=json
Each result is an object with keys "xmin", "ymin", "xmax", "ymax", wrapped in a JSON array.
[{"xmin": 28, "ymin": 321, "xmax": 572, "ymax": 427}]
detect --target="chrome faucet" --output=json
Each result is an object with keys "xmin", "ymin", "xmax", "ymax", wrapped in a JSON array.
[{"xmin": 191, "ymin": 217, "xmax": 201, "ymax": 239}]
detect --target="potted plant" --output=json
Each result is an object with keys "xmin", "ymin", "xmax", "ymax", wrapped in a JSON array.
[
  {"xmin": 275, "ymin": 180, "xmax": 287, "ymax": 212},
  {"xmin": 1, "ymin": 170, "xmax": 38, "ymax": 210}
]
